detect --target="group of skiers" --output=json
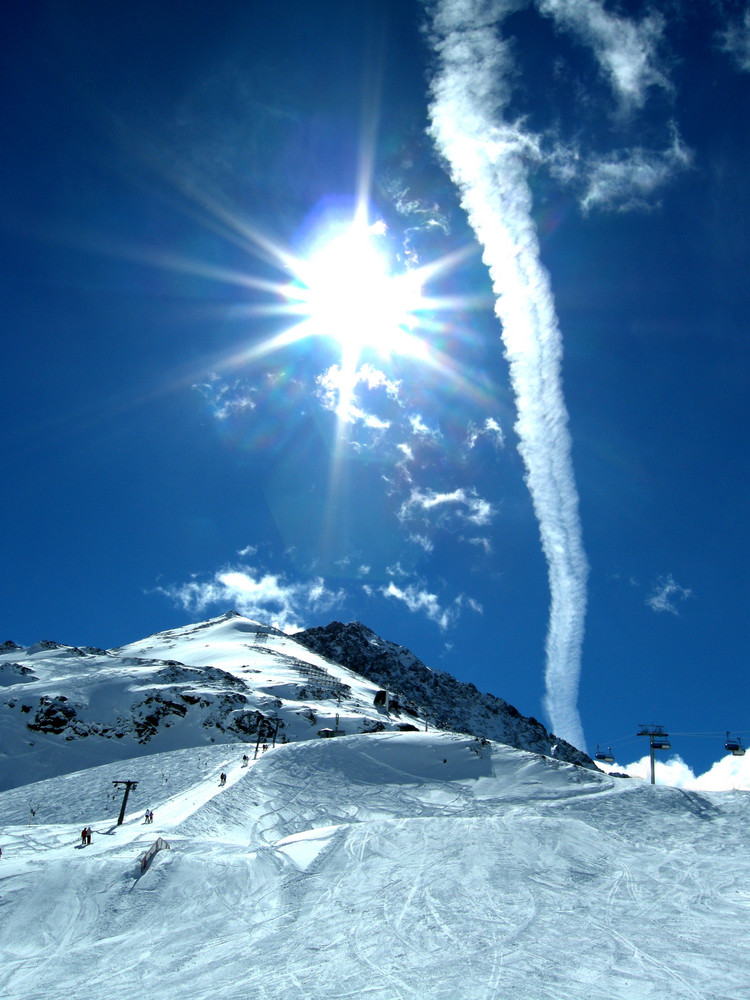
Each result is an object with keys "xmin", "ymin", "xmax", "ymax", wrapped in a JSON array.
[
  {"xmin": 144, "ymin": 810, "xmax": 154, "ymax": 824},
  {"xmin": 219, "ymin": 772, "xmax": 227, "ymax": 786},
  {"xmin": 80, "ymin": 827, "xmax": 92, "ymax": 846}
]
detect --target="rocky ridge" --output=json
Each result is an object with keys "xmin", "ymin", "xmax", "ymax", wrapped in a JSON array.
[{"xmin": 295, "ymin": 620, "xmax": 593, "ymax": 768}]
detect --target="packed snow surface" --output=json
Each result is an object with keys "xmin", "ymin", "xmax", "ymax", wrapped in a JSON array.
[{"xmin": 1, "ymin": 731, "xmax": 748, "ymax": 999}]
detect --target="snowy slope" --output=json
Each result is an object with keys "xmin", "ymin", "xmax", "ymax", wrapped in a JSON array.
[
  {"xmin": 0, "ymin": 614, "xmax": 413, "ymax": 792},
  {"xmin": 1, "ymin": 732, "xmax": 747, "ymax": 1000},
  {"xmin": 0, "ymin": 612, "xmax": 593, "ymax": 792}
]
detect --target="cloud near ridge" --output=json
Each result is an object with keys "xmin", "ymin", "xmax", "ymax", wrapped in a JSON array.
[
  {"xmin": 425, "ymin": 0, "xmax": 589, "ymax": 750},
  {"xmin": 605, "ymin": 752, "xmax": 750, "ymax": 792},
  {"xmin": 379, "ymin": 580, "xmax": 479, "ymax": 630},
  {"xmin": 157, "ymin": 566, "xmax": 346, "ymax": 633}
]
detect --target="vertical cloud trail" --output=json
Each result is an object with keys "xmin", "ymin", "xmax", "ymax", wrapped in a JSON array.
[{"xmin": 425, "ymin": 0, "xmax": 588, "ymax": 750}]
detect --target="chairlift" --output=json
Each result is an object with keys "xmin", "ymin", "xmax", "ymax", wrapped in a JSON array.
[
  {"xmin": 651, "ymin": 740, "xmax": 671, "ymax": 751},
  {"xmin": 725, "ymin": 732, "xmax": 746, "ymax": 756},
  {"xmin": 594, "ymin": 745, "xmax": 615, "ymax": 764}
]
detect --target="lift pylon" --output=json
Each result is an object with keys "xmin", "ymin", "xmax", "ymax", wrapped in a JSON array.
[{"xmin": 637, "ymin": 725, "xmax": 671, "ymax": 785}]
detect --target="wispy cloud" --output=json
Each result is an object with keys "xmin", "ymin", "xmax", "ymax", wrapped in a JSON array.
[
  {"xmin": 157, "ymin": 565, "xmax": 346, "ymax": 633},
  {"xmin": 380, "ymin": 579, "xmax": 480, "ymax": 630},
  {"xmin": 579, "ymin": 126, "xmax": 692, "ymax": 213},
  {"xmin": 194, "ymin": 373, "xmax": 256, "ymax": 420},
  {"xmin": 468, "ymin": 536, "xmax": 493, "ymax": 555},
  {"xmin": 408, "ymin": 413, "xmax": 442, "ymax": 441},
  {"xmin": 466, "ymin": 417, "xmax": 505, "ymax": 450},
  {"xmin": 315, "ymin": 363, "xmax": 401, "ymax": 429},
  {"xmin": 537, "ymin": 0, "xmax": 670, "ymax": 111},
  {"xmin": 399, "ymin": 487, "xmax": 496, "ymax": 528},
  {"xmin": 646, "ymin": 573, "xmax": 692, "ymax": 615},
  {"xmin": 717, "ymin": 5, "xmax": 750, "ymax": 72},
  {"xmin": 425, "ymin": 0, "xmax": 589, "ymax": 750}
]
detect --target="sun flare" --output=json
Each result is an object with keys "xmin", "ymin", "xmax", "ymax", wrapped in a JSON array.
[{"xmin": 294, "ymin": 219, "xmax": 427, "ymax": 365}]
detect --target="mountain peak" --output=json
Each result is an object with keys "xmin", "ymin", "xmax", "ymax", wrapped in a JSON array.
[{"xmin": 1, "ymin": 614, "xmax": 594, "ymax": 792}]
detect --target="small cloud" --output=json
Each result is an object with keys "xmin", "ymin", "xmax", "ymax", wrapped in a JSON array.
[
  {"xmin": 466, "ymin": 417, "xmax": 505, "ymax": 450},
  {"xmin": 468, "ymin": 536, "xmax": 493, "ymax": 555},
  {"xmin": 156, "ymin": 565, "xmax": 345, "ymax": 633},
  {"xmin": 237, "ymin": 544, "xmax": 258, "ymax": 558},
  {"xmin": 646, "ymin": 573, "xmax": 692, "ymax": 615},
  {"xmin": 194, "ymin": 374, "xmax": 257, "ymax": 420},
  {"xmin": 409, "ymin": 533, "xmax": 435, "ymax": 553},
  {"xmin": 380, "ymin": 580, "xmax": 483, "ymax": 630},
  {"xmin": 385, "ymin": 561, "xmax": 411, "ymax": 579},
  {"xmin": 463, "ymin": 595, "xmax": 484, "ymax": 614},
  {"xmin": 399, "ymin": 487, "xmax": 495, "ymax": 528},
  {"xmin": 381, "ymin": 580, "xmax": 458, "ymax": 630},
  {"xmin": 717, "ymin": 6, "xmax": 750, "ymax": 72},
  {"xmin": 315, "ymin": 364, "xmax": 401, "ymax": 428},
  {"xmin": 408, "ymin": 413, "xmax": 442, "ymax": 441}
]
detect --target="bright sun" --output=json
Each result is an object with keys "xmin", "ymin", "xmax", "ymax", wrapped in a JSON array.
[{"xmin": 294, "ymin": 219, "xmax": 427, "ymax": 364}]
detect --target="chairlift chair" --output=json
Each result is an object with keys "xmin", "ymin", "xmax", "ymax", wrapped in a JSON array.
[
  {"xmin": 725, "ymin": 733, "xmax": 745, "ymax": 756},
  {"xmin": 594, "ymin": 745, "xmax": 615, "ymax": 764}
]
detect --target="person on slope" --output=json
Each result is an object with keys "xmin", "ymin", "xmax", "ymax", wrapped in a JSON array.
[
  {"xmin": 86, "ymin": 827, "xmax": 92, "ymax": 846},
  {"xmin": 81, "ymin": 828, "xmax": 87, "ymax": 846}
]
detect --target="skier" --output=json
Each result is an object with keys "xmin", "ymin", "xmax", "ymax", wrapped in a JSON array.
[
  {"xmin": 86, "ymin": 827, "xmax": 92, "ymax": 846},
  {"xmin": 145, "ymin": 810, "xmax": 150, "ymax": 824},
  {"xmin": 81, "ymin": 828, "xmax": 87, "ymax": 846},
  {"xmin": 149, "ymin": 810, "xmax": 154, "ymax": 824}
]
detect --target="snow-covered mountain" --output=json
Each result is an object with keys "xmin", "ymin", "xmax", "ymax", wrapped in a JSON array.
[
  {"xmin": 2, "ymin": 613, "xmax": 749, "ymax": 998},
  {"xmin": 0, "ymin": 612, "xmax": 593, "ymax": 792},
  {"xmin": 295, "ymin": 620, "xmax": 593, "ymax": 768},
  {"xmin": 1, "ymin": 729, "xmax": 748, "ymax": 999}
]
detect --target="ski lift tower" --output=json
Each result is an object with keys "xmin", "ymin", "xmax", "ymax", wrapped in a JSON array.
[
  {"xmin": 112, "ymin": 779, "xmax": 138, "ymax": 826},
  {"xmin": 637, "ymin": 725, "xmax": 671, "ymax": 785}
]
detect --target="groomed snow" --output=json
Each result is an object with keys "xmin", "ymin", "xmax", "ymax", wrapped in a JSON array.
[{"xmin": 1, "ymin": 731, "xmax": 748, "ymax": 999}]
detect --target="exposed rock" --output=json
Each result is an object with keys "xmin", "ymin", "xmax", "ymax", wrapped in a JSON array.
[{"xmin": 295, "ymin": 621, "xmax": 594, "ymax": 769}]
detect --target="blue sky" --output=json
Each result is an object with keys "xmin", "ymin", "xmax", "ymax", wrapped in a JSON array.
[{"xmin": 3, "ymin": 0, "xmax": 750, "ymax": 779}]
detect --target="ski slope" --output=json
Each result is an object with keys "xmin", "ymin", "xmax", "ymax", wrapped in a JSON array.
[
  {"xmin": 1, "ymin": 732, "xmax": 748, "ymax": 1000},
  {"xmin": 0, "ymin": 612, "xmax": 593, "ymax": 795}
]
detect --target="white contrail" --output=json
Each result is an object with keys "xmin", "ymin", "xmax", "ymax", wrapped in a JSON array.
[{"xmin": 425, "ymin": 0, "xmax": 588, "ymax": 750}]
